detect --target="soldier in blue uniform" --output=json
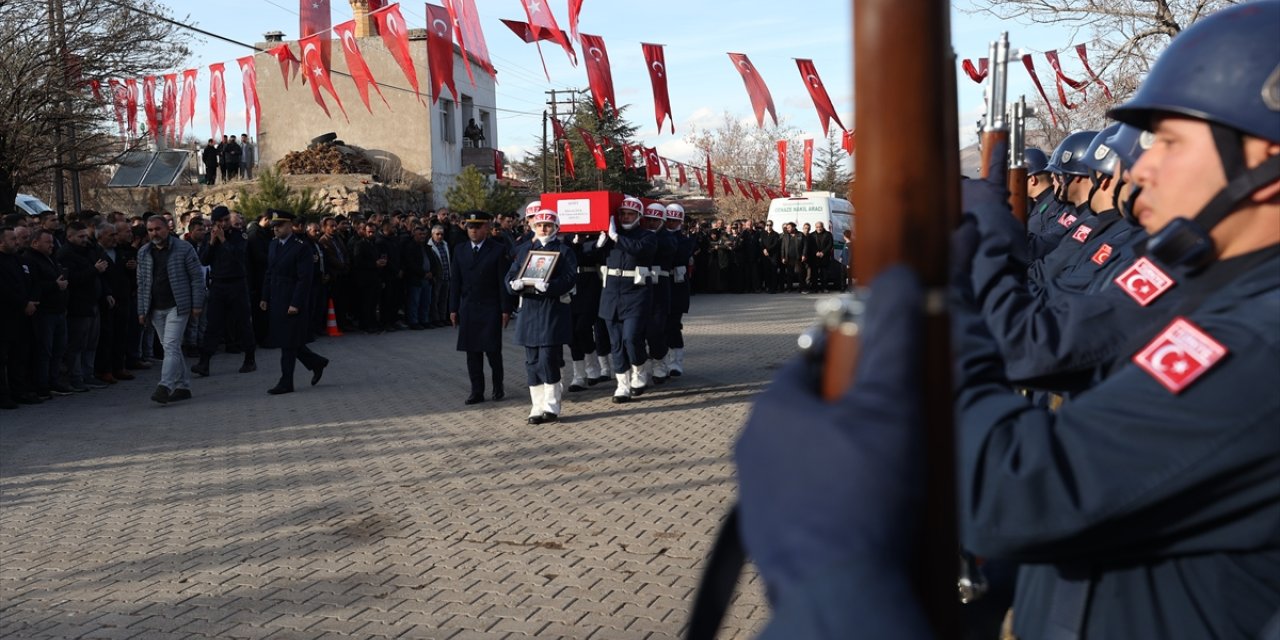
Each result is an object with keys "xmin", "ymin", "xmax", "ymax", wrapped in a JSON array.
[
  {"xmin": 597, "ymin": 196, "xmax": 656, "ymax": 403},
  {"xmin": 1022, "ymin": 147, "xmax": 1053, "ymax": 224},
  {"xmin": 563, "ymin": 229, "xmax": 609, "ymax": 391},
  {"xmin": 259, "ymin": 210, "xmax": 329, "ymax": 395},
  {"xmin": 192, "ymin": 205, "xmax": 257, "ymax": 377},
  {"xmin": 733, "ymin": 4, "xmax": 1280, "ymax": 636},
  {"xmin": 450, "ymin": 211, "xmax": 514, "ymax": 404},
  {"xmin": 505, "ymin": 210, "xmax": 577, "ymax": 424},
  {"xmin": 1028, "ymin": 130, "xmax": 1097, "ymax": 259},
  {"xmin": 641, "ymin": 202, "xmax": 677, "ymax": 384},
  {"xmin": 662, "ymin": 204, "xmax": 694, "ymax": 377}
]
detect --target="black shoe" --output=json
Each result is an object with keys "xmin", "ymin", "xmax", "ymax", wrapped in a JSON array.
[
  {"xmin": 653, "ymin": 375, "xmax": 667, "ymax": 385},
  {"xmin": 408, "ymin": 324, "xmax": 425, "ymax": 331},
  {"xmin": 464, "ymin": 394, "xmax": 484, "ymax": 405},
  {"xmin": 612, "ymin": 395, "xmax": 629, "ymax": 404},
  {"xmin": 267, "ymin": 385, "xmax": 294, "ymax": 395},
  {"xmin": 491, "ymin": 387, "xmax": 505, "ymax": 401},
  {"xmin": 527, "ymin": 415, "xmax": 545, "ymax": 425},
  {"xmin": 151, "ymin": 386, "xmax": 171, "ymax": 404},
  {"xmin": 168, "ymin": 388, "xmax": 192, "ymax": 402},
  {"xmin": 540, "ymin": 412, "xmax": 559, "ymax": 423},
  {"xmin": 225, "ymin": 345, "xmax": 242, "ymax": 354},
  {"xmin": 127, "ymin": 360, "xmax": 152, "ymax": 370},
  {"xmin": 669, "ymin": 370, "xmax": 683, "ymax": 378},
  {"xmin": 0, "ymin": 397, "xmax": 17, "ymax": 410},
  {"xmin": 310, "ymin": 358, "xmax": 329, "ymax": 386},
  {"xmin": 16, "ymin": 392, "xmax": 42, "ymax": 405},
  {"xmin": 239, "ymin": 357, "xmax": 257, "ymax": 373},
  {"xmin": 191, "ymin": 360, "xmax": 210, "ymax": 377},
  {"xmin": 568, "ymin": 382, "xmax": 587, "ymax": 392}
]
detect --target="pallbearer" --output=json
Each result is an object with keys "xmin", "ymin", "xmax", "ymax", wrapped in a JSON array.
[
  {"xmin": 662, "ymin": 204, "xmax": 693, "ymax": 376},
  {"xmin": 563, "ymin": 227, "xmax": 609, "ymax": 392},
  {"xmin": 641, "ymin": 202, "xmax": 676, "ymax": 385},
  {"xmin": 597, "ymin": 196, "xmax": 656, "ymax": 403}
]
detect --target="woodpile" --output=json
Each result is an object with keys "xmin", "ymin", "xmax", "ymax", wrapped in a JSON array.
[{"xmin": 276, "ymin": 143, "xmax": 374, "ymax": 175}]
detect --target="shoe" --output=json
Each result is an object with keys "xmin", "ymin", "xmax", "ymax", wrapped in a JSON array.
[
  {"xmin": 267, "ymin": 384, "xmax": 294, "ymax": 395},
  {"xmin": 408, "ymin": 324, "xmax": 424, "ymax": 331},
  {"xmin": 151, "ymin": 385, "xmax": 171, "ymax": 404},
  {"xmin": 16, "ymin": 392, "xmax": 42, "ymax": 405},
  {"xmin": 464, "ymin": 394, "xmax": 484, "ymax": 405},
  {"xmin": 36, "ymin": 391, "xmax": 53, "ymax": 401},
  {"xmin": 491, "ymin": 387, "xmax": 505, "ymax": 401},
  {"xmin": 540, "ymin": 412, "xmax": 559, "ymax": 423},
  {"xmin": 168, "ymin": 388, "xmax": 192, "ymax": 402},
  {"xmin": 191, "ymin": 360, "xmax": 210, "ymax": 377},
  {"xmin": 96, "ymin": 373, "xmax": 118, "ymax": 385},
  {"xmin": 70, "ymin": 384, "xmax": 91, "ymax": 393},
  {"xmin": 527, "ymin": 415, "xmax": 545, "ymax": 425},
  {"xmin": 239, "ymin": 357, "xmax": 257, "ymax": 373},
  {"xmin": 0, "ymin": 397, "xmax": 16, "ymax": 410},
  {"xmin": 127, "ymin": 360, "xmax": 152, "ymax": 370},
  {"xmin": 310, "ymin": 358, "xmax": 329, "ymax": 386},
  {"xmin": 82, "ymin": 380, "xmax": 107, "ymax": 390},
  {"xmin": 225, "ymin": 345, "xmax": 242, "ymax": 354},
  {"xmin": 112, "ymin": 370, "xmax": 135, "ymax": 381}
]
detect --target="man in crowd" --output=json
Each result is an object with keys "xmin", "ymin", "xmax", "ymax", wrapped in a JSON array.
[
  {"xmin": 778, "ymin": 222, "xmax": 804, "ymax": 292},
  {"xmin": 318, "ymin": 216, "xmax": 352, "ymax": 332},
  {"xmin": 759, "ymin": 219, "xmax": 782, "ymax": 293},
  {"xmin": 192, "ymin": 206, "xmax": 256, "ymax": 377},
  {"xmin": 202, "ymin": 139, "xmax": 219, "ymax": 185},
  {"xmin": 94, "ymin": 221, "xmax": 136, "ymax": 384},
  {"xmin": 57, "ymin": 222, "xmax": 109, "ymax": 392},
  {"xmin": 260, "ymin": 210, "xmax": 329, "ymax": 395},
  {"xmin": 136, "ymin": 214, "xmax": 204, "ymax": 404},
  {"xmin": 0, "ymin": 227, "xmax": 35, "ymax": 408},
  {"xmin": 239, "ymin": 134, "xmax": 255, "ymax": 180},
  {"xmin": 350, "ymin": 221, "xmax": 386, "ymax": 333},
  {"xmin": 426, "ymin": 224, "xmax": 453, "ymax": 329},
  {"xmin": 807, "ymin": 221, "xmax": 835, "ymax": 293},
  {"xmin": 598, "ymin": 197, "xmax": 656, "ymax": 402},
  {"xmin": 450, "ymin": 211, "xmax": 512, "ymax": 404},
  {"xmin": 24, "ymin": 228, "xmax": 70, "ymax": 398},
  {"xmin": 403, "ymin": 225, "xmax": 442, "ymax": 330}
]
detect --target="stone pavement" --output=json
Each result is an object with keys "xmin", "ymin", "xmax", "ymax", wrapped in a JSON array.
[{"xmin": 1, "ymin": 292, "xmax": 821, "ymax": 640}]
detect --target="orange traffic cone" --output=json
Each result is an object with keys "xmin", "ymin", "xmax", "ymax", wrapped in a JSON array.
[{"xmin": 325, "ymin": 299, "xmax": 343, "ymax": 337}]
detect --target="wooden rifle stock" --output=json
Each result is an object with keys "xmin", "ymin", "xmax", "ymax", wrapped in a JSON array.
[
  {"xmin": 1008, "ymin": 165, "xmax": 1029, "ymax": 223},
  {"xmin": 1006, "ymin": 95, "xmax": 1029, "ymax": 223}
]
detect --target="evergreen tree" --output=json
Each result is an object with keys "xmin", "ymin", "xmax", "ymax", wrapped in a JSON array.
[
  {"xmin": 516, "ymin": 96, "xmax": 655, "ymax": 197},
  {"xmin": 237, "ymin": 169, "xmax": 330, "ymax": 223},
  {"xmin": 445, "ymin": 165, "xmax": 524, "ymax": 215},
  {"xmin": 812, "ymin": 132, "xmax": 853, "ymax": 194}
]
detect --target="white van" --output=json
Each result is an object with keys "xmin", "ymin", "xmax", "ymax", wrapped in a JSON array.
[
  {"xmin": 766, "ymin": 191, "xmax": 854, "ymax": 261},
  {"xmin": 15, "ymin": 194, "xmax": 52, "ymax": 216}
]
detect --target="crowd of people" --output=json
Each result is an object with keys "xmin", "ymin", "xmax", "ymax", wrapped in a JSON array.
[
  {"xmin": 199, "ymin": 133, "xmax": 256, "ymax": 185},
  {"xmin": 686, "ymin": 218, "xmax": 848, "ymax": 294}
]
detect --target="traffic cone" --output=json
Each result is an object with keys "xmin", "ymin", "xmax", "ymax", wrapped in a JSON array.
[{"xmin": 325, "ymin": 299, "xmax": 343, "ymax": 337}]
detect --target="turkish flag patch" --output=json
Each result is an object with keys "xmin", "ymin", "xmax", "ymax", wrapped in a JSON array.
[
  {"xmin": 1072, "ymin": 224, "xmax": 1094, "ymax": 243},
  {"xmin": 1091, "ymin": 243, "xmax": 1113, "ymax": 265},
  {"xmin": 1133, "ymin": 317, "xmax": 1228, "ymax": 394},
  {"xmin": 1114, "ymin": 257, "xmax": 1175, "ymax": 306},
  {"xmin": 1058, "ymin": 212, "xmax": 1078, "ymax": 228}
]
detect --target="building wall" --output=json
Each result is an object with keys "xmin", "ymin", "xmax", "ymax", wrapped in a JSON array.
[{"xmin": 255, "ymin": 37, "xmax": 497, "ymax": 209}]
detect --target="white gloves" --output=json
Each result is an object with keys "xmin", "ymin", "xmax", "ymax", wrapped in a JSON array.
[
  {"xmin": 674, "ymin": 266, "xmax": 688, "ymax": 283},
  {"xmin": 509, "ymin": 279, "xmax": 525, "ymax": 291},
  {"xmin": 607, "ymin": 217, "xmax": 618, "ymax": 242},
  {"xmin": 598, "ymin": 231, "xmax": 609, "ymax": 246},
  {"xmin": 534, "ymin": 280, "xmax": 549, "ymax": 293}
]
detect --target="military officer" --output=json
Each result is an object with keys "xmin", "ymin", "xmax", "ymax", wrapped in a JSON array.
[
  {"xmin": 450, "ymin": 211, "xmax": 514, "ymax": 404},
  {"xmin": 191, "ymin": 205, "xmax": 256, "ymax": 377},
  {"xmin": 597, "ymin": 196, "xmax": 656, "ymax": 403},
  {"xmin": 259, "ymin": 210, "xmax": 329, "ymax": 395},
  {"xmin": 662, "ymin": 204, "xmax": 693, "ymax": 377},
  {"xmin": 641, "ymin": 202, "xmax": 676, "ymax": 385},
  {"xmin": 506, "ymin": 210, "xmax": 577, "ymax": 424}
]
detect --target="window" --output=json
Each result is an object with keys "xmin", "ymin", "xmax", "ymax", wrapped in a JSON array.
[
  {"xmin": 479, "ymin": 110, "xmax": 491, "ymax": 146},
  {"xmin": 440, "ymin": 99, "xmax": 455, "ymax": 143}
]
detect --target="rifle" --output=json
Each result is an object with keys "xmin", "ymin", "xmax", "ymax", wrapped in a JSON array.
[{"xmin": 1008, "ymin": 95, "xmax": 1029, "ymax": 222}]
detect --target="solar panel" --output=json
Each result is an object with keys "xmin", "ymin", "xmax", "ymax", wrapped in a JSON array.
[
  {"xmin": 107, "ymin": 152, "xmax": 153, "ymax": 188},
  {"xmin": 139, "ymin": 151, "xmax": 190, "ymax": 186}
]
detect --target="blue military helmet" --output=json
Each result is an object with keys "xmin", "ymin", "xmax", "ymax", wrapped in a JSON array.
[
  {"xmin": 1107, "ymin": 0, "xmax": 1280, "ymax": 143},
  {"xmin": 1082, "ymin": 123, "xmax": 1124, "ymax": 177},
  {"xmin": 1024, "ymin": 148, "xmax": 1049, "ymax": 176},
  {"xmin": 1045, "ymin": 130, "xmax": 1098, "ymax": 176},
  {"xmin": 1103, "ymin": 124, "xmax": 1153, "ymax": 171}
]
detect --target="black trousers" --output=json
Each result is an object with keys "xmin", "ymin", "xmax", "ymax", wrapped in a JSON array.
[
  {"xmin": 94, "ymin": 301, "xmax": 130, "ymax": 374},
  {"xmin": 568, "ymin": 311, "xmax": 597, "ymax": 360},
  {"xmin": 201, "ymin": 281, "xmax": 256, "ymax": 356},
  {"xmin": 380, "ymin": 277, "xmax": 402, "ymax": 327},
  {"xmin": 279, "ymin": 344, "xmax": 324, "ymax": 389},
  {"xmin": 429, "ymin": 280, "xmax": 450, "ymax": 325},
  {"xmin": 356, "ymin": 278, "xmax": 381, "ymax": 331},
  {"xmin": 0, "ymin": 339, "xmax": 15, "ymax": 400},
  {"xmin": 524, "ymin": 345, "xmax": 563, "ymax": 385},
  {"xmin": 465, "ymin": 350, "xmax": 503, "ymax": 396}
]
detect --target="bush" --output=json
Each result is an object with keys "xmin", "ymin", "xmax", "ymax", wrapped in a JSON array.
[{"xmin": 237, "ymin": 168, "xmax": 331, "ymax": 223}]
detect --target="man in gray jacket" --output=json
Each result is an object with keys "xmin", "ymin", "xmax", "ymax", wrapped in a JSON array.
[{"xmin": 137, "ymin": 215, "xmax": 204, "ymax": 404}]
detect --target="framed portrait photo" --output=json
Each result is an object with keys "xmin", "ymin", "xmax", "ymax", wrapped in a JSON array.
[{"xmin": 519, "ymin": 250, "xmax": 560, "ymax": 285}]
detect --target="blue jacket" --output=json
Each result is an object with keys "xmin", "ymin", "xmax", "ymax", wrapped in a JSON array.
[
  {"xmin": 137, "ymin": 237, "xmax": 205, "ymax": 317},
  {"xmin": 260, "ymin": 233, "xmax": 314, "ymax": 349},
  {"xmin": 564, "ymin": 233, "xmax": 606, "ymax": 316},
  {"xmin": 598, "ymin": 226, "xmax": 656, "ymax": 321},
  {"xmin": 649, "ymin": 228, "xmax": 678, "ymax": 315},
  {"xmin": 450, "ymin": 239, "xmax": 513, "ymax": 353},
  {"xmin": 505, "ymin": 238, "xmax": 577, "ymax": 347},
  {"xmin": 670, "ymin": 231, "xmax": 695, "ymax": 315}
]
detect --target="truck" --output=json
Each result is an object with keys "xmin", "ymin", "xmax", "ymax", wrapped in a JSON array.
[
  {"xmin": 766, "ymin": 191, "xmax": 855, "ymax": 265},
  {"xmin": 14, "ymin": 194, "xmax": 52, "ymax": 216}
]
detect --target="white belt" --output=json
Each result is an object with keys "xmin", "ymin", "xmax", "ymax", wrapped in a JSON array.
[
  {"xmin": 652, "ymin": 268, "xmax": 671, "ymax": 278},
  {"xmin": 603, "ymin": 267, "xmax": 649, "ymax": 287},
  {"xmin": 604, "ymin": 268, "xmax": 637, "ymax": 277},
  {"xmin": 674, "ymin": 265, "xmax": 687, "ymax": 283}
]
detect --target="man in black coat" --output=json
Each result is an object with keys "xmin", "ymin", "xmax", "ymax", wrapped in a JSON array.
[
  {"xmin": 807, "ymin": 221, "xmax": 835, "ymax": 293},
  {"xmin": 450, "ymin": 211, "xmax": 513, "ymax": 404},
  {"xmin": 57, "ymin": 222, "xmax": 108, "ymax": 391},
  {"xmin": 759, "ymin": 220, "xmax": 782, "ymax": 293},
  {"xmin": 349, "ymin": 221, "xmax": 385, "ymax": 333},
  {"xmin": 245, "ymin": 213, "xmax": 272, "ymax": 342},
  {"xmin": 192, "ymin": 206, "xmax": 257, "ymax": 377},
  {"xmin": 259, "ymin": 210, "xmax": 328, "ymax": 395},
  {"xmin": 201, "ymin": 140, "xmax": 219, "ymax": 185},
  {"xmin": 94, "ymin": 221, "xmax": 136, "ymax": 384},
  {"xmin": 0, "ymin": 226, "xmax": 34, "ymax": 408}
]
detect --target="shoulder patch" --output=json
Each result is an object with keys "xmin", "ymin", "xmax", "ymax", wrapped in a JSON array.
[
  {"xmin": 1091, "ymin": 243, "xmax": 1113, "ymax": 265},
  {"xmin": 1072, "ymin": 225, "xmax": 1094, "ymax": 243},
  {"xmin": 1114, "ymin": 257, "xmax": 1175, "ymax": 306},
  {"xmin": 1058, "ymin": 212, "xmax": 1078, "ymax": 228},
  {"xmin": 1133, "ymin": 317, "xmax": 1228, "ymax": 394}
]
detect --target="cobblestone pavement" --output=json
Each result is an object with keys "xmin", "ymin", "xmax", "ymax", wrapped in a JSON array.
[{"xmin": 1, "ymin": 292, "xmax": 821, "ymax": 640}]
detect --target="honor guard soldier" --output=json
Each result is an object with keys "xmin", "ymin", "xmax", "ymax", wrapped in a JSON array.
[
  {"xmin": 663, "ymin": 204, "xmax": 693, "ymax": 376},
  {"xmin": 1023, "ymin": 147, "xmax": 1053, "ymax": 226},
  {"xmin": 517, "ymin": 201, "xmax": 540, "ymax": 250},
  {"xmin": 259, "ymin": 210, "xmax": 329, "ymax": 395},
  {"xmin": 642, "ymin": 202, "xmax": 677, "ymax": 384},
  {"xmin": 191, "ymin": 205, "xmax": 256, "ymax": 377},
  {"xmin": 563, "ymin": 227, "xmax": 611, "ymax": 391},
  {"xmin": 598, "ymin": 196, "xmax": 656, "ymax": 403},
  {"xmin": 1029, "ymin": 130, "xmax": 1097, "ymax": 259},
  {"xmin": 506, "ymin": 210, "xmax": 577, "ymax": 424},
  {"xmin": 450, "ymin": 211, "xmax": 514, "ymax": 404}
]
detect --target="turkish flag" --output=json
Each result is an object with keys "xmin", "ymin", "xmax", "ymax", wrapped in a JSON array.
[
  {"xmin": 728, "ymin": 53, "xmax": 776, "ymax": 128},
  {"xmin": 444, "ymin": 0, "xmax": 496, "ymax": 87},
  {"xmin": 107, "ymin": 79, "xmax": 126, "ymax": 138},
  {"xmin": 563, "ymin": 140, "xmax": 576, "ymax": 178},
  {"xmin": 620, "ymin": 143, "xmax": 633, "ymax": 169},
  {"xmin": 124, "ymin": 78, "xmax": 138, "ymax": 137},
  {"xmin": 842, "ymin": 129, "xmax": 856, "ymax": 155},
  {"xmin": 162, "ymin": 73, "xmax": 178, "ymax": 143},
  {"xmin": 89, "ymin": 79, "xmax": 102, "ymax": 102},
  {"xmin": 580, "ymin": 129, "xmax": 607, "ymax": 170},
  {"xmin": 694, "ymin": 167, "xmax": 705, "ymax": 192},
  {"xmin": 550, "ymin": 116, "xmax": 567, "ymax": 141},
  {"xmin": 372, "ymin": 5, "xmax": 419, "ymax": 102},
  {"xmin": 494, "ymin": 149, "xmax": 505, "ymax": 180},
  {"xmin": 1075, "ymin": 44, "xmax": 1112, "ymax": 100},
  {"xmin": 795, "ymin": 59, "xmax": 846, "ymax": 136},
  {"xmin": 777, "ymin": 139, "xmax": 787, "ymax": 193},
  {"xmin": 299, "ymin": 0, "xmax": 331, "ymax": 72},
  {"xmin": 735, "ymin": 178, "xmax": 750, "ymax": 198},
  {"xmin": 1022, "ymin": 55, "xmax": 1057, "ymax": 127},
  {"xmin": 748, "ymin": 181, "xmax": 763, "ymax": 202},
  {"xmin": 642, "ymin": 43, "xmax": 674, "ymax": 134},
  {"xmin": 644, "ymin": 146, "xmax": 661, "ymax": 181},
  {"xmin": 519, "ymin": 0, "xmax": 576, "ymax": 80},
  {"xmin": 568, "ymin": 0, "xmax": 584, "ymax": 43},
  {"xmin": 1045, "ymin": 50, "xmax": 1083, "ymax": 109},
  {"xmin": 580, "ymin": 34, "xmax": 616, "ymax": 118},
  {"xmin": 299, "ymin": 34, "xmax": 348, "ymax": 120},
  {"xmin": 501, "ymin": 19, "xmax": 567, "ymax": 44},
  {"xmin": 142, "ymin": 76, "xmax": 159, "ymax": 141},
  {"xmin": 208, "ymin": 63, "xmax": 226, "ymax": 139},
  {"xmin": 962, "ymin": 58, "xmax": 989, "ymax": 83},
  {"xmin": 721, "ymin": 175, "xmax": 733, "ymax": 196},
  {"xmin": 179, "ymin": 69, "xmax": 198, "ymax": 141},
  {"xmin": 267, "ymin": 44, "xmax": 301, "ymax": 90},
  {"xmin": 803, "ymin": 138, "xmax": 814, "ymax": 191},
  {"xmin": 677, "ymin": 163, "xmax": 687, "ymax": 187},
  {"xmin": 335, "ymin": 20, "xmax": 389, "ymax": 112},
  {"xmin": 236, "ymin": 56, "xmax": 261, "ymax": 135},
  {"xmin": 706, "ymin": 153, "xmax": 714, "ymax": 197},
  {"xmin": 660, "ymin": 156, "xmax": 670, "ymax": 178},
  {"xmin": 425, "ymin": 3, "xmax": 457, "ymax": 104}
]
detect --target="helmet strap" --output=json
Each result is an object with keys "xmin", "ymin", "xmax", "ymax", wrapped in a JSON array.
[{"xmin": 1087, "ymin": 172, "xmax": 1104, "ymax": 204}]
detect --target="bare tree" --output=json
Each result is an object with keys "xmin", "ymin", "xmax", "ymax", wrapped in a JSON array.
[
  {"xmin": 684, "ymin": 112, "xmax": 806, "ymax": 222},
  {"xmin": 0, "ymin": 0, "xmax": 192, "ymax": 214}
]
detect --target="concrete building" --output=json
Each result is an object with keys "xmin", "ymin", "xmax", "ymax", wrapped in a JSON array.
[{"xmin": 253, "ymin": 29, "xmax": 500, "ymax": 208}]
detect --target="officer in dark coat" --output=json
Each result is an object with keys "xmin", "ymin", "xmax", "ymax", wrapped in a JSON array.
[
  {"xmin": 597, "ymin": 196, "xmax": 656, "ymax": 403},
  {"xmin": 505, "ymin": 210, "xmax": 577, "ymax": 424},
  {"xmin": 662, "ymin": 204, "xmax": 694, "ymax": 377},
  {"xmin": 192, "ymin": 205, "xmax": 256, "ymax": 377},
  {"xmin": 642, "ymin": 203, "xmax": 677, "ymax": 384},
  {"xmin": 450, "ymin": 211, "xmax": 514, "ymax": 404},
  {"xmin": 259, "ymin": 210, "xmax": 328, "ymax": 395}
]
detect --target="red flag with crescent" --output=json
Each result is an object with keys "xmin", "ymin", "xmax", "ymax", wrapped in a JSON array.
[
  {"xmin": 371, "ymin": 5, "xmax": 419, "ymax": 102},
  {"xmin": 580, "ymin": 129, "xmax": 607, "ymax": 170},
  {"xmin": 642, "ymin": 43, "xmax": 674, "ymax": 134},
  {"xmin": 777, "ymin": 139, "xmax": 787, "ymax": 193},
  {"xmin": 796, "ymin": 59, "xmax": 846, "ymax": 136},
  {"xmin": 562, "ymin": 140, "xmax": 576, "ymax": 179},
  {"xmin": 620, "ymin": 143, "xmax": 633, "ymax": 169},
  {"xmin": 644, "ymin": 146, "xmax": 661, "ymax": 181},
  {"xmin": 208, "ymin": 64, "xmax": 226, "ymax": 139},
  {"xmin": 677, "ymin": 163, "xmax": 687, "ymax": 187},
  {"xmin": 425, "ymin": 3, "xmax": 457, "ymax": 104},
  {"xmin": 107, "ymin": 79, "xmax": 126, "ymax": 138},
  {"xmin": 1022, "ymin": 54, "xmax": 1058, "ymax": 126},
  {"xmin": 124, "ymin": 78, "xmax": 138, "ymax": 137},
  {"xmin": 267, "ymin": 44, "xmax": 301, "ymax": 90},
  {"xmin": 179, "ymin": 69, "xmax": 198, "ymax": 141},
  {"xmin": 335, "ymin": 20, "xmax": 389, "ymax": 112},
  {"xmin": 694, "ymin": 167, "xmax": 705, "ymax": 191},
  {"xmin": 89, "ymin": 79, "xmax": 102, "ymax": 102},
  {"xmin": 728, "ymin": 53, "xmax": 776, "ymax": 128},
  {"xmin": 299, "ymin": 34, "xmax": 348, "ymax": 120},
  {"xmin": 748, "ymin": 181, "xmax": 764, "ymax": 202},
  {"xmin": 580, "ymin": 34, "xmax": 616, "ymax": 118},
  {"xmin": 660, "ymin": 156, "xmax": 670, "ymax": 178},
  {"xmin": 519, "ymin": 0, "xmax": 577, "ymax": 80},
  {"xmin": 721, "ymin": 175, "xmax": 733, "ymax": 196},
  {"xmin": 706, "ymin": 153, "xmax": 714, "ymax": 197},
  {"xmin": 550, "ymin": 116, "xmax": 567, "ymax": 141},
  {"xmin": 1075, "ymin": 44, "xmax": 1112, "ymax": 100},
  {"xmin": 962, "ymin": 58, "xmax": 989, "ymax": 83},
  {"xmin": 494, "ymin": 149, "xmax": 505, "ymax": 180},
  {"xmin": 142, "ymin": 76, "xmax": 159, "ymax": 141},
  {"xmin": 443, "ymin": 0, "xmax": 496, "ymax": 85},
  {"xmin": 803, "ymin": 138, "xmax": 814, "ymax": 191},
  {"xmin": 842, "ymin": 129, "xmax": 856, "ymax": 155},
  {"xmin": 1045, "ymin": 50, "xmax": 1084, "ymax": 109},
  {"xmin": 299, "ymin": 0, "xmax": 332, "ymax": 72},
  {"xmin": 568, "ymin": 0, "xmax": 584, "ymax": 43},
  {"xmin": 161, "ymin": 73, "xmax": 178, "ymax": 143},
  {"xmin": 236, "ymin": 56, "xmax": 261, "ymax": 135}
]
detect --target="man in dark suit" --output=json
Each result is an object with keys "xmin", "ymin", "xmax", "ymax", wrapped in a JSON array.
[
  {"xmin": 259, "ymin": 210, "xmax": 328, "ymax": 395},
  {"xmin": 450, "ymin": 211, "xmax": 513, "ymax": 404}
]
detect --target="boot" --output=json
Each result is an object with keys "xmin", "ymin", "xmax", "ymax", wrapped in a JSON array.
[
  {"xmin": 630, "ymin": 363, "xmax": 649, "ymax": 396},
  {"xmin": 541, "ymin": 382, "xmax": 562, "ymax": 422},
  {"xmin": 527, "ymin": 386, "xmax": 545, "ymax": 424},
  {"xmin": 670, "ymin": 348, "xmax": 685, "ymax": 376},
  {"xmin": 663, "ymin": 351, "xmax": 678, "ymax": 378},
  {"xmin": 568, "ymin": 360, "xmax": 588, "ymax": 392},
  {"xmin": 652, "ymin": 357, "xmax": 669, "ymax": 384},
  {"xmin": 597, "ymin": 354, "xmax": 613, "ymax": 382},
  {"xmin": 584, "ymin": 356, "xmax": 602, "ymax": 386},
  {"xmin": 190, "ymin": 353, "xmax": 211, "ymax": 377},
  {"xmin": 612, "ymin": 372, "xmax": 632, "ymax": 403},
  {"xmin": 239, "ymin": 351, "xmax": 257, "ymax": 373}
]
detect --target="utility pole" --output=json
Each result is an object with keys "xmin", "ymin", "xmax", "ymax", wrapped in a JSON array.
[
  {"xmin": 46, "ymin": 0, "xmax": 66, "ymax": 218},
  {"xmin": 53, "ymin": 0, "xmax": 81, "ymax": 214},
  {"xmin": 541, "ymin": 110, "xmax": 549, "ymax": 193},
  {"xmin": 545, "ymin": 89, "xmax": 580, "ymax": 192}
]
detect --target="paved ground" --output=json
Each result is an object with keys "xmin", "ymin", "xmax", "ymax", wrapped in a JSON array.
[{"xmin": 1, "ymin": 292, "xmax": 820, "ymax": 640}]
